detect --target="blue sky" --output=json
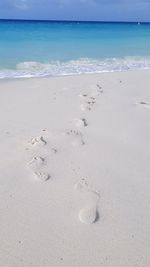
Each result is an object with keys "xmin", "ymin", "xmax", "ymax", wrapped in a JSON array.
[{"xmin": 0, "ymin": 0, "xmax": 149, "ymax": 22}]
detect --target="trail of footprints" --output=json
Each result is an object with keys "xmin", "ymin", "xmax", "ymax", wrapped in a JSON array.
[
  {"xmin": 28, "ymin": 136, "xmax": 51, "ymax": 182},
  {"xmin": 25, "ymin": 84, "xmax": 149, "ymax": 224},
  {"xmin": 25, "ymin": 84, "xmax": 103, "ymax": 224}
]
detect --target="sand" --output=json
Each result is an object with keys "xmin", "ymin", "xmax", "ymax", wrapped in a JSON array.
[{"xmin": 0, "ymin": 70, "xmax": 150, "ymax": 266}]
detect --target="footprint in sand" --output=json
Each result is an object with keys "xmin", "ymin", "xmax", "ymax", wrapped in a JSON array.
[
  {"xmin": 30, "ymin": 136, "xmax": 47, "ymax": 146},
  {"xmin": 29, "ymin": 156, "xmax": 45, "ymax": 168},
  {"xmin": 73, "ymin": 118, "xmax": 88, "ymax": 128},
  {"xmin": 137, "ymin": 101, "xmax": 150, "ymax": 110},
  {"xmin": 75, "ymin": 179, "xmax": 100, "ymax": 224},
  {"xmin": 66, "ymin": 130, "xmax": 85, "ymax": 147},
  {"xmin": 33, "ymin": 171, "xmax": 50, "ymax": 182},
  {"xmin": 26, "ymin": 135, "xmax": 51, "ymax": 182},
  {"xmin": 28, "ymin": 156, "xmax": 50, "ymax": 182},
  {"xmin": 78, "ymin": 205, "xmax": 99, "ymax": 224},
  {"xmin": 80, "ymin": 95, "xmax": 96, "ymax": 111},
  {"xmin": 79, "ymin": 84, "xmax": 103, "ymax": 112},
  {"xmin": 79, "ymin": 84, "xmax": 103, "ymax": 111},
  {"xmin": 29, "ymin": 135, "xmax": 58, "ymax": 154},
  {"xmin": 96, "ymin": 84, "xmax": 103, "ymax": 95}
]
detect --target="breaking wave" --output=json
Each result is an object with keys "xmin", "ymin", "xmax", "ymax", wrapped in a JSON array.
[{"xmin": 1, "ymin": 57, "xmax": 150, "ymax": 79}]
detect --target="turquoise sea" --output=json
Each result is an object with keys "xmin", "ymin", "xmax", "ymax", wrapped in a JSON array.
[{"xmin": 1, "ymin": 20, "xmax": 150, "ymax": 78}]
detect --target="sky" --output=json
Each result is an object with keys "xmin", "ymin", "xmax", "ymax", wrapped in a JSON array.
[{"xmin": 0, "ymin": 0, "xmax": 150, "ymax": 22}]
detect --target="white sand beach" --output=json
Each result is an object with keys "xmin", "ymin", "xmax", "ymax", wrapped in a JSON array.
[{"xmin": 0, "ymin": 70, "xmax": 150, "ymax": 266}]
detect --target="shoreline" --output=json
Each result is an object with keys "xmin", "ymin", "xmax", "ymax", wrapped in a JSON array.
[
  {"xmin": 0, "ymin": 67, "xmax": 150, "ymax": 82},
  {"xmin": 1, "ymin": 56, "xmax": 150, "ymax": 80},
  {"xmin": 0, "ymin": 69, "xmax": 150, "ymax": 266}
]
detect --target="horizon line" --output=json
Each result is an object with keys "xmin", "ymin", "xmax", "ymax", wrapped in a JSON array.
[{"xmin": 0, "ymin": 18, "xmax": 150, "ymax": 24}]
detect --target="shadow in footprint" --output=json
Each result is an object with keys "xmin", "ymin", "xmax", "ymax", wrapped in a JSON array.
[
  {"xmin": 34, "ymin": 171, "xmax": 50, "ymax": 182},
  {"xmin": 30, "ymin": 136, "xmax": 47, "ymax": 146},
  {"xmin": 137, "ymin": 101, "xmax": 150, "ymax": 110},
  {"xmin": 66, "ymin": 130, "xmax": 85, "ymax": 146},
  {"xmin": 73, "ymin": 118, "xmax": 88, "ymax": 128}
]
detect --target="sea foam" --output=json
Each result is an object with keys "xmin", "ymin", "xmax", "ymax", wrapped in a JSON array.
[{"xmin": 0, "ymin": 57, "xmax": 150, "ymax": 79}]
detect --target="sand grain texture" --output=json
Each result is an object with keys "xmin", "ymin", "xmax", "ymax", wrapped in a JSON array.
[{"xmin": 0, "ymin": 71, "xmax": 150, "ymax": 266}]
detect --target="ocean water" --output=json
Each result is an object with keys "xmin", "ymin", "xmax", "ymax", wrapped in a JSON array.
[{"xmin": 1, "ymin": 20, "xmax": 150, "ymax": 78}]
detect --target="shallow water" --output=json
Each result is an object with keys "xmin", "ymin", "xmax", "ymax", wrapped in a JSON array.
[{"xmin": 1, "ymin": 20, "xmax": 150, "ymax": 78}]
